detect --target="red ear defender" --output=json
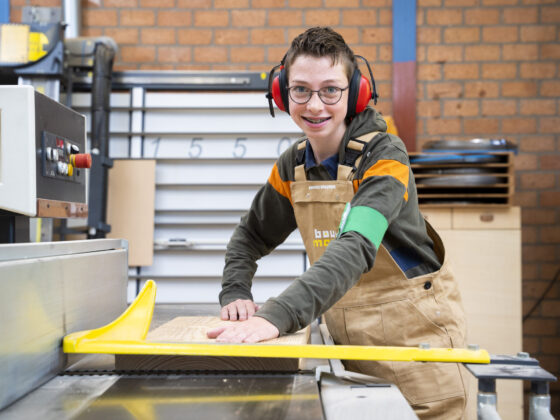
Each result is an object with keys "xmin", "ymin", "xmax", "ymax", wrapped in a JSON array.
[
  {"xmin": 266, "ymin": 61, "xmax": 289, "ymax": 117},
  {"xmin": 355, "ymin": 75, "xmax": 372, "ymax": 115},
  {"xmin": 347, "ymin": 55, "xmax": 379, "ymax": 119},
  {"xmin": 267, "ymin": 55, "xmax": 377, "ymax": 118},
  {"xmin": 271, "ymin": 76, "xmax": 286, "ymax": 112}
]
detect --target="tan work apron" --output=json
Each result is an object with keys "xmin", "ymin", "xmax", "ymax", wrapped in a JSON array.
[{"xmin": 290, "ymin": 156, "xmax": 468, "ymax": 419}]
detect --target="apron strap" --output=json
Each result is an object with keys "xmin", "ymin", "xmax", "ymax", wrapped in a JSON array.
[
  {"xmin": 294, "ymin": 139, "xmax": 307, "ymax": 181},
  {"xmin": 424, "ymin": 219, "xmax": 446, "ymax": 264},
  {"xmin": 337, "ymin": 164, "xmax": 353, "ymax": 180},
  {"xmin": 294, "ymin": 164, "xmax": 306, "ymax": 182},
  {"xmin": 338, "ymin": 131, "xmax": 382, "ymax": 180},
  {"xmin": 295, "ymin": 132, "xmax": 382, "ymax": 182},
  {"xmin": 356, "ymin": 131, "xmax": 382, "ymax": 143}
]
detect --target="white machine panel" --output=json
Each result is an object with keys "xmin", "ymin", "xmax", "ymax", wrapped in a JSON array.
[{"xmin": 0, "ymin": 86, "xmax": 37, "ymax": 216}]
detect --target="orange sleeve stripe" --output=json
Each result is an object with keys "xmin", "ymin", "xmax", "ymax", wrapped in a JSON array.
[
  {"xmin": 268, "ymin": 163, "xmax": 292, "ymax": 203},
  {"xmin": 360, "ymin": 159, "xmax": 410, "ymax": 201}
]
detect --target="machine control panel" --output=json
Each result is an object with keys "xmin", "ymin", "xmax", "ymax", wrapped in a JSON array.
[{"xmin": 41, "ymin": 131, "xmax": 91, "ymax": 182}]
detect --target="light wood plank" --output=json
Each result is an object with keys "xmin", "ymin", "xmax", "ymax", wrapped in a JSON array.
[
  {"xmin": 115, "ymin": 316, "xmax": 310, "ymax": 372},
  {"xmin": 106, "ymin": 159, "xmax": 156, "ymax": 266}
]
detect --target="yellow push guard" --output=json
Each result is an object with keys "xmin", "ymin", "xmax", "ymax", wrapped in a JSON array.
[{"xmin": 63, "ymin": 280, "xmax": 490, "ymax": 364}]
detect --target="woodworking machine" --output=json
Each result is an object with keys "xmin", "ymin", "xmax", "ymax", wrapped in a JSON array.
[
  {"xmin": 0, "ymin": 239, "xmax": 418, "ymax": 420},
  {"xmin": 0, "ymin": 85, "xmax": 90, "ymax": 219},
  {"xmin": 0, "ymin": 240, "xmax": 555, "ymax": 420}
]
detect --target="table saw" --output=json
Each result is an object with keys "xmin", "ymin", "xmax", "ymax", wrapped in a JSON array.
[
  {"xmin": 0, "ymin": 239, "xmax": 419, "ymax": 420},
  {"xmin": 0, "ymin": 239, "xmax": 555, "ymax": 420},
  {"xmin": 1, "ymin": 308, "xmax": 419, "ymax": 420}
]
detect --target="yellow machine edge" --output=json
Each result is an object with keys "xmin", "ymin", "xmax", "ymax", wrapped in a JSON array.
[{"xmin": 63, "ymin": 280, "xmax": 490, "ymax": 364}]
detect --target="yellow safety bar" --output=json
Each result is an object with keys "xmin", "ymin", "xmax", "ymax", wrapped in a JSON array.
[{"xmin": 63, "ymin": 280, "xmax": 490, "ymax": 364}]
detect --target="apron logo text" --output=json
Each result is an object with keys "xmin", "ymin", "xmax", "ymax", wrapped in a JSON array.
[{"xmin": 313, "ymin": 229, "xmax": 337, "ymax": 248}]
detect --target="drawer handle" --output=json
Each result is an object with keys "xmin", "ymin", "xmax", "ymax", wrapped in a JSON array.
[{"xmin": 480, "ymin": 213, "xmax": 494, "ymax": 222}]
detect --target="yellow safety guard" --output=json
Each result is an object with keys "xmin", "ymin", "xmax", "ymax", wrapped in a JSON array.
[{"xmin": 63, "ymin": 280, "xmax": 490, "ymax": 364}]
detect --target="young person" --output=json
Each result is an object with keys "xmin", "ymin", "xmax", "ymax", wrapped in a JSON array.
[{"xmin": 208, "ymin": 27, "xmax": 468, "ymax": 419}]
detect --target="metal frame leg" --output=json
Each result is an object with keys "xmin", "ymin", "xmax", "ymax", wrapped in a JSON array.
[
  {"xmin": 529, "ymin": 382, "xmax": 555, "ymax": 420},
  {"xmin": 477, "ymin": 379, "xmax": 501, "ymax": 420},
  {"xmin": 466, "ymin": 353, "xmax": 557, "ymax": 420}
]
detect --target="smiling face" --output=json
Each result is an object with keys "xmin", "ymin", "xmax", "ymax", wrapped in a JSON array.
[{"xmin": 287, "ymin": 54, "xmax": 349, "ymax": 163}]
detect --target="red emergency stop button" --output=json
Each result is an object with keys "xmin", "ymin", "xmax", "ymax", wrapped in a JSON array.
[{"xmin": 71, "ymin": 153, "xmax": 92, "ymax": 169}]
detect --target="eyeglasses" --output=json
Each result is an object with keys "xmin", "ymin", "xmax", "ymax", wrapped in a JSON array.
[{"xmin": 288, "ymin": 86, "xmax": 349, "ymax": 105}]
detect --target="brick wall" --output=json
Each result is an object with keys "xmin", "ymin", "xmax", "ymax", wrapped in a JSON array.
[
  {"xmin": 10, "ymin": 0, "xmax": 560, "ymax": 412},
  {"xmin": 9, "ymin": 0, "xmax": 396, "ymax": 116},
  {"xmin": 414, "ymin": 2, "xmax": 560, "ymax": 413}
]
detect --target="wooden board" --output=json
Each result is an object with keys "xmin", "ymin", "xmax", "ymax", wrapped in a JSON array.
[
  {"xmin": 115, "ymin": 316, "xmax": 310, "ymax": 372},
  {"xmin": 36, "ymin": 198, "xmax": 88, "ymax": 218},
  {"xmin": 106, "ymin": 159, "xmax": 155, "ymax": 266}
]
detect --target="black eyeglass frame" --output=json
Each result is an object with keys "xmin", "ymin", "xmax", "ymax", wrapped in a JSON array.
[{"xmin": 287, "ymin": 85, "xmax": 350, "ymax": 105}]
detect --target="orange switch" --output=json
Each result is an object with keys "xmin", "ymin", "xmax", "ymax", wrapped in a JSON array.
[{"xmin": 71, "ymin": 153, "xmax": 92, "ymax": 169}]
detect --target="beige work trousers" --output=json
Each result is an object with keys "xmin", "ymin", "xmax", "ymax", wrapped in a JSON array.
[{"xmin": 290, "ymin": 166, "xmax": 468, "ymax": 419}]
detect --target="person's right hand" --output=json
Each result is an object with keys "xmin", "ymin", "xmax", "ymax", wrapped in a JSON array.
[{"xmin": 221, "ymin": 299, "xmax": 260, "ymax": 321}]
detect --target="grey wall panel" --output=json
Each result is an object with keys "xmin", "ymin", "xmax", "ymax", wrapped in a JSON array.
[
  {"xmin": 141, "ymin": 251, "xmax": 305, "ymax": 277},
  {"xmin": 154, "ymin": 186, "xmax": 261, "ymax": 211},
  {"xmin": 143, "ymin": 135, "xmax": 300, "ymax": 160},
  {"xmin": 144, "ymin": 92, "xmax": 267, "ymax": 108},
  {"xmin": 156, "ymin": 160, "xmax": 273, "ymax": 185},
  {"xmin": 134, "ymin": 277, "xmax": 300, "ymax": 304},
  {"xmin": 107, "ymin": 136, "xmax": 130, "ymax": 158},
  {"xmin": 154, "ymin": 210, "xmax": 245, "ymax": 225},
  {"xmin": 67, "ymin": 92, "xmax": 131, "ymax": 107},
  {"xmin": 153, "ymin": 225, "xmax": 303, "ymax": 246},
  {"xmin": 144, "ymin": 109, "xmax": 297, "ymax": 134},
  {"xmin": 80, "ymin": 110, "xmax": 131, "ymax": 133},
  {"xmin": 74, "ymin": 90, "xmax": 306, "ymax": 304},
  {"xmin": 154, "ymin": 225, "xmax": 237, "ymax": 242}
]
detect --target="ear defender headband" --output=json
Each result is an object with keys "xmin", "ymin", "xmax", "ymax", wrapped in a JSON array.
[{"xmin": 266, "ymin": 54, "xmax": 379, "ymax": 119}]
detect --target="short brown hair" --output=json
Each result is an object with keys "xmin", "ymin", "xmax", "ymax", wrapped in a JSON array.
[{"xmin": 284, "ymin": 27, "xmax": 357, "ymax": 82}]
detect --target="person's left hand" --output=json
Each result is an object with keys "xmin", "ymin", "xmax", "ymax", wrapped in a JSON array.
[{"xmin": 207, "ymin": 316, "xmax": 280, "ymax": 343}]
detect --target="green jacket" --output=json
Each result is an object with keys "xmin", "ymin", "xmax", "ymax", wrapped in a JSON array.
[{"xmin": 220, "ymin": 107, "xmax": 440, "ymax": 334}]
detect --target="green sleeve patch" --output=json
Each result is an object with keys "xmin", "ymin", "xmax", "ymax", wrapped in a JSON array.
[{"xmin": 338, "ymin": 205, "xmax": 388, "ymax": 248}]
